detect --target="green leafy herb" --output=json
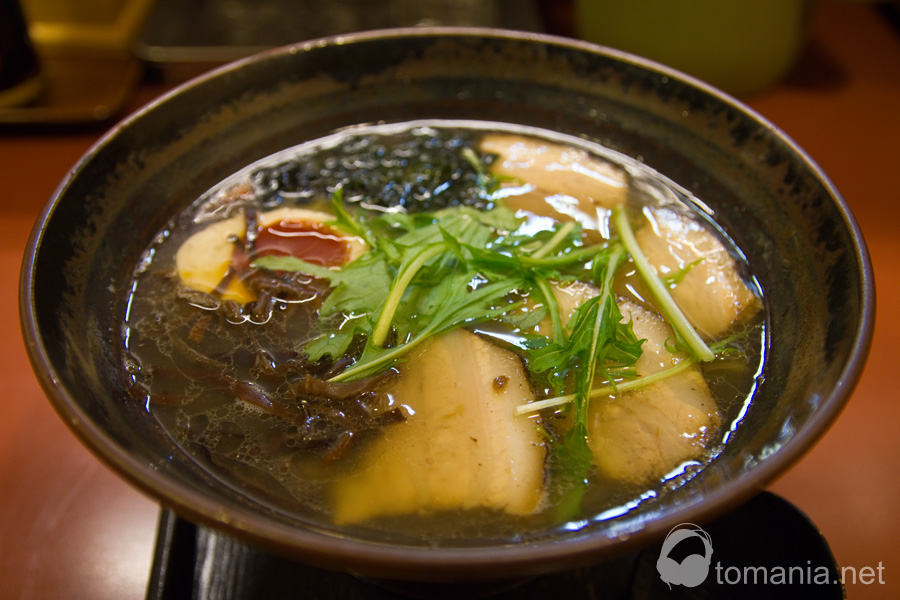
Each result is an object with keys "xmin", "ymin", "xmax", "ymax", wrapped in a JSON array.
[
  {"xmin": 332, "ymin": 273, "xmax": 524, "ymax": 382},
  {"xmin": 370, "ymin": 243, "xmax": 446, "ymax": 347},
  {"xmin": 520, "ymin": 245, "xmax": 643, "ymax": 519},
  {"xmin": 327, "ymin": 185, "xmax": 375, "ymax": 246},
  {"xmin": 461, "ymin": 146, "xmax": 516, "ymax": 199},
  {"xmin": 253, "ymin": 192, "xmax": 535, "ymax": 381},
  {"xmin": 661, "ymin": 257, "xmax": 705, "ymax": 288}
]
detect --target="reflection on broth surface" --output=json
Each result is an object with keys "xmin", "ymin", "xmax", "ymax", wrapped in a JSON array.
[{"xmin": 120, "ymin": 121, "xmax": 765, "ymax": 544}]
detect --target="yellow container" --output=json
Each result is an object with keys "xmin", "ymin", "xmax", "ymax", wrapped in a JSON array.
[
  {"xmin": 574, "ymin": 0, "xmax": 815, "ymax": 97},
  {"xmin": 20, "ymin": 0, "xmax": 154, "ymax": 57}
]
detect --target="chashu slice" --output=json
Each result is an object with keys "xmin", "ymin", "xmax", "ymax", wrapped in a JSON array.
[
  {"xmin": 331, "ymin": 328, "xmax": 546, "ymax": 524},
  {"xmin": 174, "ymin": 215, "xmax": 252, "ymax": 303},
  {"xmin": 479, "ymin": 133, "xmax": 629, "ymax": 240},
  {"xmin": 634, "ymin": 206, "xmax": 761, "ymax": 340},
  {"xmin": 587, "ymin": 300, "xmax": 720, "ymax": 484}
]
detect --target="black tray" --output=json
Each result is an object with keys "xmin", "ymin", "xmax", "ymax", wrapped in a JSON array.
[{"xmin": 146, "ymin": 491, "xmax": 844, "ymax": 599}]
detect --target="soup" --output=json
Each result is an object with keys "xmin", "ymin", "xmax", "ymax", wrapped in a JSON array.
[{"xmin": 120, "ymin": 121, "xmax": 765, "ymax": 543}]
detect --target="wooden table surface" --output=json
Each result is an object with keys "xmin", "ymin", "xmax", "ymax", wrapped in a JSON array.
[{"xmin": 1, "ymin": 1, "xmax": 897, "ymax": 598}]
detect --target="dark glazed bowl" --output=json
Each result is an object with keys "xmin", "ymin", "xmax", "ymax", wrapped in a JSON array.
[{"xmin": 20, "ymin": 29, "xmax": 873, "ymax": 584}]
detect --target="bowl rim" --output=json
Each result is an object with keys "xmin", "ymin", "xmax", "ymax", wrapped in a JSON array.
[{"xmin": 19, "ymin": 26, "xmax": 876, "ymax": 580}]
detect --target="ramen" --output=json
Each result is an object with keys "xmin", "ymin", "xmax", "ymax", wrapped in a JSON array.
[{"xmin": 120, "ymin": 121, "xmax": 764, "ymax": 543}]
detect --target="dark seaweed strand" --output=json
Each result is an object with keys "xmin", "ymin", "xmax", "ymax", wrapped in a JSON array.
[{"xmin": 249, "ymin": 129, "xmax": 497, "ymax": 213}]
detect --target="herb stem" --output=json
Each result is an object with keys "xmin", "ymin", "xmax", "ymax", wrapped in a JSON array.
[
  {"xmin": 518, "ymin": 243, "xmax": 604, "ymax": 268},
  {"xmin": 329, "ymin": 324, "xmax": 438, "ymax": 383},
  {"xmin": 461, "ymin": 147, "xmax": 485, "ymax": 178},
  {"xmin": 371, "ymin": 243, "xmax": 445, "ymax": 347},
  {"xmin": 613, "ymin": 206, "xmax": 715, "ymax": 362},
  {"xmin": 580, "ymin": 246, "xmax": 623, "ymax": 413},
  {"xmin": 534, "ymin": 274, "xmax": 563, "ymax": 344},
  {"xmin": 515, "ymin": 356, "xmax": 700, "ymax": 416},
  {"xmin": 329, "ymin": 186, "xmax": 373, "ymax": 247},
  {"xmin": 531, "ymin": 221, "xmax": 576, "ymax": 259}
]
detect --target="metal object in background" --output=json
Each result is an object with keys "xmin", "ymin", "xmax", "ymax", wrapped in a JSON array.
[{"xmin": 136, "ymin": 0, "xmax": 543, "ymax": 81}]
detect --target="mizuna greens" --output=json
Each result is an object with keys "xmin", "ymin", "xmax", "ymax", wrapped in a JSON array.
[{"xmin": 252, "ymin": 185, "xmax": 731, "ymax": 518}]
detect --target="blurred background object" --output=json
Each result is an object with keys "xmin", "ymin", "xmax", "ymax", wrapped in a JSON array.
[
  {"xmin": 0, "ymin": 0, "xmax": 43, "ymax": 108},
  {"xmin": 573, "ymin": 0, "xmax": 816, "ymax": 97},
  {"xmin": 1, "ymin": 0, "xmax": 542, "ymax": 124},
  {"xmin": 136, "ymin": 0, "xmax": 542, "ymax": 81},
  {"xmin": 1, "ymin": 0, "xmax": 150, "ymax": 124},
  {"xmin": 2, "ymin": 0, "xmax": 897, "ymax": 123},
  {"xmin": 21, "ymin": 0, "xmax": 154, "ymax": 57}
]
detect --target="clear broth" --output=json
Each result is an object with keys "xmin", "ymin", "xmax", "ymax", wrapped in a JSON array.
[{"xmin": 120, "ymin": 120, "xmax": 765, "ymax": 544}]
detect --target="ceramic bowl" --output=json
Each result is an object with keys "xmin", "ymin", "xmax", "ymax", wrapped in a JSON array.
[{"xmin": 20, "ymin": 28, "xmax": 873, "ymax": 585}]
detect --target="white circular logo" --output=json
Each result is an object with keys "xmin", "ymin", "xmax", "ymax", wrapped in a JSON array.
[{"xmin": 656, "ymin": 523, "xmax": 714, "ymax": 589}]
